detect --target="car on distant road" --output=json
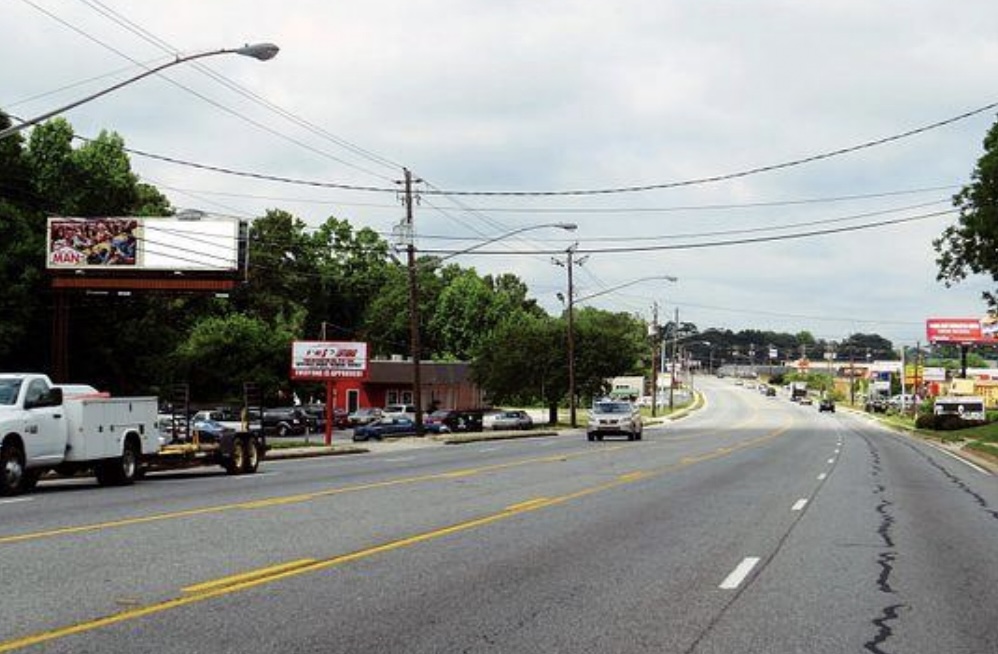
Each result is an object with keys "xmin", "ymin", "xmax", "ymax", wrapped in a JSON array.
[
  {"xmin": 819, "ymin": 398, "xmax": 836, "ymax": 412},
  {"xmin": 587, "ymin": 400, "xmax": 643, "ymax": 441},
  {"xmin": 491, "ymin": 410, "xmax": 533, "ymax": 431}
]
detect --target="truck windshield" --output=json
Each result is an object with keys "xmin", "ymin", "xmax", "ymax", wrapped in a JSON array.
[{"xmin": 0, "ymin": 379, "xmax": 23, "ymax": 406}]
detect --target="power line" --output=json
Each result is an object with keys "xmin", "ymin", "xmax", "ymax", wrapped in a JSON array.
[
  {"xmin": 417, "ymin": 209, "xmax": 956, "ymax": 255},
  {"xmin": 420, "ymin": 103, "xmax": 998, "ymax": 197}
]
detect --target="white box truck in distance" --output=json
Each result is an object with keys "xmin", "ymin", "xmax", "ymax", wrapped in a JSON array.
[{"xmin": 0, "ymin": 373, "xmax": 158, "ymax": 495}]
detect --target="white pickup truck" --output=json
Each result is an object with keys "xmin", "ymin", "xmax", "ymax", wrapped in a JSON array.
[{"xmin": 0, "ymin": 373, "xmax": 159, "ymax": 495}]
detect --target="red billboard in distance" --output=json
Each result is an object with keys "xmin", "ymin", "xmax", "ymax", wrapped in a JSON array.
[{"xmin": 926, "ymin": 317, "xmax": 998, "ymax": 344}]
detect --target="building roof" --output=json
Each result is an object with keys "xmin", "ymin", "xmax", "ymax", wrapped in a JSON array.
[{"xmin": 366, "ymin": 360, "xmax": 473, "ymax": 385}]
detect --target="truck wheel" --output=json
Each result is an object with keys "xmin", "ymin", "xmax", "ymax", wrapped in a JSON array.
[
  {"xmin": 1, "ymin": 442, "xmax": 26, "ymax": 496},
  {"xmin": 242, "ymin": 438, "xmax": 260, "ymax": 474},
  {"xmin": 117, "ymin": 439, "xmax": 140, "ymax": 485},
  {"xmin": 98, "ymin": 439, "xmax": 140, "ymax": 486},
  {"xmin": 225, "ymin": 437, "xmax": 247, "ymax": 475}
]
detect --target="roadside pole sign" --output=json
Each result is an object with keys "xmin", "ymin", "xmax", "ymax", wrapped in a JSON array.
[
  {"xmin": 290, "ymin": 341, "xmax": 368, "ymax": 446},
  {"xmin": 290, "ymin": 341, "xmax": 368, "ymax": 380}
]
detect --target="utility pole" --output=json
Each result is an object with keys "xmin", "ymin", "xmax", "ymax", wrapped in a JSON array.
[
  {"xmin": 669, "ymin": 307, "xmax": 679, "ymax": 411},
  {"xmin": 396, "ymin": 168, "xmax": 424, "ymax": 434},
  {"xmin": 553, "ymin": 244, "xmax": 586, "ymax": 427},
  {"xmin": 651, "ymin": 302, "xmax": 659, "ymax": 418}
]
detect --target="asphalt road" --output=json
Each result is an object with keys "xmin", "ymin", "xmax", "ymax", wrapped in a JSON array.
[{"xmin": 1, "ymin": 377, "xmax": 996, "ymax": 653}]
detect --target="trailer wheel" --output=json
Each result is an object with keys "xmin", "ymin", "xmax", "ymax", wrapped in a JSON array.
[
  {"xmin": 1, "ymin": 441, "xmax": 27, "ymax": 496},
  {"xmin": 225, "ymin": 437, "xmax": 247, "ymax": 475}
]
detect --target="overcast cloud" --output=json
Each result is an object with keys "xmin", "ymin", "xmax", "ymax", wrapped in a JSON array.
[{"xmin": 4, "ymin": 0, "xmax": 998, "ymax": 346}]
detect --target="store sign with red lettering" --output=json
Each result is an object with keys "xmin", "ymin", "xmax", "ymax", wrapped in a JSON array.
[{"xmin": 291, "ymin": 341, "xmax": 368, "ymax": 379}]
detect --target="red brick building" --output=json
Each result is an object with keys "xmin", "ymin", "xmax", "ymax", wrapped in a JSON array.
[{"xmin": 332, "ymin": 359, "xmax": 485, "ymax": 413}]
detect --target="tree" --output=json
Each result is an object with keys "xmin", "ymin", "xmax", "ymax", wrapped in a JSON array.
[
  {"xmin": 471, "ymin": 312, "xmax": 566, "ymax": 420},
  {"xmin": 0, "ymin": 113, "xmax": 47, "ymax": 369},
  {"xmin": 935, "ymin": 115, "xmax": 998, "ymax": 308},
  {"xmin": 572, "ymin": 308, "xmax": 647, "ymax": 400},
  {"xmin": 305, "ymin": 217, "xmax": 391, "ymax": 341},
  {"xmin": 172, "ymin": 312, "xmax": 301, "ymax": 402}
]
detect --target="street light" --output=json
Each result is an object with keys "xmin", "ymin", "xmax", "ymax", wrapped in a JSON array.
[
  {"xmin": 0, "ymin": 43, "xmax": 280, "ymax": 140},
  {"xmin": 564, "ymin": 273, "xmax": 677, "ymax": 428},
  {"xmin": 436, "ymin": 222, "xmax": 578, "ymax": 262}
]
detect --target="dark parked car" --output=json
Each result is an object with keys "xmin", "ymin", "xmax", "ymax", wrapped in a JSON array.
[
  {"xmin": 491, "ymin": 410, "xmax": 533, "ymax": 431},
  {"xmin": 262, "ymin": 407, "xmax": 308, "ymax": 437},
  {"xmin": 301, "ymin": 405, "xmax": 349, "ymax": 432},
  {"xmin": 425, "ymin": 409, "xmax": 485, "ymax": 433}
]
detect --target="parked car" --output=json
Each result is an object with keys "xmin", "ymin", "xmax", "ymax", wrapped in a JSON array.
[
  {"xmin": 587, "ymin": 400, "xmax": 643, "ymax": 441},
  {"xmin": 352, "ymin": 416, "xmax": 419, "ymax": 441},
  {"xmin": 383, "ymin": 403, "xmax": 418, "ymax": 420},
  {"xmin": 819, "ymin": 398, "xmax": 836, "ymax": 413},
  {"xmin": 262, "ymin": 407, "xmax": 308, "ymax": 437},
  {"xmin": 192, "ymin": 408, "xmax": 244, "ymax": 431},
  {"xmin": 348, "ymin": 407, "xmax": 383, "ymax": 427},
  {"xmin": 425, "ymin": 410, "xmax": 456, "ymax": 433},
  {"xmin": 491, "ymin": 410, "xmax": 533, "ymax": 431},
  {"xmin": 191, "ymin": 417, "xmax": 236, "ymax": 443},
  {"xmin": 426, "ymin": 408, "xmax": 486, "ymax": 433}
]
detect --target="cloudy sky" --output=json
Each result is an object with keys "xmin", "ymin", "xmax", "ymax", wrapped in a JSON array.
[{"xmin": 4, "ymin": 0, "xmax": 998, "ymax": 347}]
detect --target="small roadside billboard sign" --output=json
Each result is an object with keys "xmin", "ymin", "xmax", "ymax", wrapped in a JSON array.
[
  {"xmin": 290, "ymin": 341, "xmax": 368, "ymax": 380},
  {"xmin": 926, "ymin": 317, "xmax": 998, "ymax": 345}
]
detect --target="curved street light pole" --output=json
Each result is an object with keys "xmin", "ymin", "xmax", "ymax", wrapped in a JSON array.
[
  {"xmin": 436, "ymin": 222, "xmax": 578, "ymax": 262},
  {"xmin": 0, "ymin": 42, "xmax": 279, "ymax": 140},
  {"xmin": 564, "ymin": 273, "xmax": 677, "ymax": 428}
]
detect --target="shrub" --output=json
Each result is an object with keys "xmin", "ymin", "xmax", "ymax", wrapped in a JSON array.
[{"xmin": 916, "ymin": 413, "xmax": 984, "ymax": 431}]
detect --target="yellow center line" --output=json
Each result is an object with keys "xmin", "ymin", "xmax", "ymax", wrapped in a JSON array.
[
  {"xmin": 0, "ymin": 443, "xmax": 628, "ymax": 546},
  {"xmin": 0, "ymin": 417, "xmax": 795, "ymax": 653}
]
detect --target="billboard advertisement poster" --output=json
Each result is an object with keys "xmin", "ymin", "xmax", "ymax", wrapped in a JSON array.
[
  {"xmin": 291, "ymin": 341, "xmax": 369, "ymax": 380},
  {"xmin": 926, "ymin": 317, "xmax": 998, "ymax": 345},
  {"xmin": 47, "ymin": 216, "xmax": 240, "ymax": 271}
]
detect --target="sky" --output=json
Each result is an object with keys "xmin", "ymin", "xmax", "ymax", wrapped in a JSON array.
[{"xmin": 4, "ymin": 0, "xmax": 998, "ymax": 348}]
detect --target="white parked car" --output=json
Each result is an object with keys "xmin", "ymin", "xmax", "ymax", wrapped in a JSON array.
[{"xmin": 383, "ymin": 403, "xmax": 417, "ymax": 420}]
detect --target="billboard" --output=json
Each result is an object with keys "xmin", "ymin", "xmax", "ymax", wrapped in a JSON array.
[
  {"xmin": 291, "ymin": 341, "xmax": 369, "ymax": 380},
  {"xmin": 926, "ymin": 317, "xmax": 998, "ymax": 345},
  {"xmin": 47, "ymin": 216, "xmax": 240, "ymax": 271}
]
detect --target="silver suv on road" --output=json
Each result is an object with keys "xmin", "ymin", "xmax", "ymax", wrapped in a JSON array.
[{"xmin": 587, "ymin": 400, "xmax": 643, "ymax": 441}]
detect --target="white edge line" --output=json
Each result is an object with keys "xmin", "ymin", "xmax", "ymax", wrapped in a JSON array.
[
  {"xmin": 791, "ymin": 499, "xmax": 808, "ymax": 511},
  {"xmin": 923, "ymin": 442, "xmax": 992, "ymax": 476},
  {"xmin": 817, "ymin": 472, "xmax": 827, "ymax": 480},
  {"xmin": 719, "ymin": 556, "xmax": 761, "ymax": 590}
]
